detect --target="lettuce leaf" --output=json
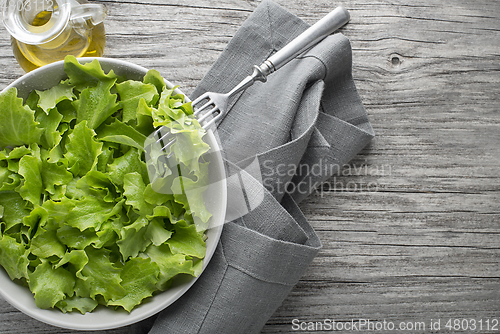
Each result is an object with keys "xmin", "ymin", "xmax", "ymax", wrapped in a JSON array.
[
  {"xmin": 41, "ymin": 198, "xmax": 74, "ymax": 224},
  {"xmin": 57, "ymin": 225, "xmax": 99, "ymax": 250},
  {"xmin": 145, "ymin": 243, "xmax": 197, "ymax": 290},
  {"xmin": 0, "ymin": 191, "xmax": 31, "ymax": 232},
  {"xmin": 166, "ymin": 222, "xmax": 206, "ymax": 259},
  {"xmin": 30, "ymin": 226, "xmax": 66, "ymax": 258},
  {"xmin": 172, "ymin": 175, "xmax": 212, "ymax": 232},
  {"xmin": 64, "ymin": 55, "xmax": 119, "ymax": 90},
  {"xmin": 135, "ymin": 97, "xmax": 155, "ymax": 135},
  {"xmin": 65, "ymin": 197, "xmax": 123, "ymax": 231},
  {"xmin": 55, "ymin": 249, "xmax": 89, "ymax": 276},
  {"xmin": 115, "ymin": 80, "xmax": 159, "ymax": 123},
  {"xmin": 0, "ymin": 234, "xmax": 30, "ymax": 280},
  {"xmin": 96, "ymin": 118, "xmax": 147, "ymax": 151},
  {"xmin": 40, "ymin": 159, "xmax": 73, "ymax": 196},
  {"xmin": 145, "ymin": 218, "xmax": 173, "ymax": 246},
  {"xmin": 73, "ymin": 79, "xmax": 120, "ymax": 129},
  {"xmin": 115, "ymin": 216, "xmax": 150, "ymax": 260},
  {"xmin": 107, "ymin": 257, "xmax": 160, "ymax": 312},
  {"xmin": 18, "ymin": 154, "xmax": 43, "ymax": 206},
  {"xmin": 22, "ymin": 206, "xmax": 48, "ymax": 240},
  {"xmin": 0, "ymin": 88, "xmax": 43, "ymax": 148},
  {"xmin": 76, "ymin": 246, "xmax": 125, "ymax": 302},
  {"xmin": 107, "ymin": 148, "xmax": 148, "ymax": 186},
  {"xmin": 35, "ymin": 107, "xmax": 64, "ymax": 149},
  {"xmin": 35, "ymin": 79, "xmax": 76, "ymax": 114},
  {"xmin": 123, "ymin": 172, "xmax": 154, "ymax": 216},
  {"xmin": 63, "ymin": 121, "xmax": 103, "ymax": 177},
  {"xmin": 28, "ymin": 259, "xmax": 75, "ymax": 309},
  {"xmin": 55, "ymin": 296, "xmax": 98, "ymax": 314},
  {"xmin": 143, "ymin": 69, "xmax": 166, "ymax": 95}
]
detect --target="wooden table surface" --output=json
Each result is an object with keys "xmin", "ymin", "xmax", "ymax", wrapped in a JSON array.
[{"xmin": 1, "ymin": 0, "xmax": 499, "ymax": 333}]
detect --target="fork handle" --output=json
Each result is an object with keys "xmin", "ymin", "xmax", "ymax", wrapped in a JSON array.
[{"xmin": 258, "ymin": 6, "xmax": 350, "ymax": 76}]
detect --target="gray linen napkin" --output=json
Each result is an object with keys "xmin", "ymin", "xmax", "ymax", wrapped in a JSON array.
[{"xmin": 131, "ymin": 0, "xmax": 374, "ymax": 333}]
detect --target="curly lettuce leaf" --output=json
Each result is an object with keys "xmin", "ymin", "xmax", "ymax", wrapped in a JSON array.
[
  {"xmin": 171, "ymin": 175, "xmax": 212, "ymax": 232},
  {"xmin": 57, "ymin": 249, "xmax": 88, "ymax": 271},
  {"xmin": 166, "ymin": 221, "xmax": 206, "ymax": 259},
  {"xmin": 30, "ymin": 226, "xmax": 66, "ymax": 258},
  {"xmin": 40, "ymin": 159, "xmax": 73, "ymax": 197},
  {"xmin": 35, "ymin": 107, "xmax": 64, "ymax": 149},
  {"xmin": 153, "ymin": 87, "xmax": 194, "ymax": 126},
  {"xmin": 144, "ymin": 183, "xmax": 174, "ymax": 206},
  {"xmin": 145, "ymin": 243, "xmax": 197, "ymax": 290},
  {"xmin": 0, "ymin": 191, "xmax": 31, "ymax": 232},
  {"xmin": 147, "ymin": 206, "xmax": 174, "ymax": 223},
  {"xmin": 135, "ymin": 98, "xmax": 155, "ymax": 135},
  {"xmin": 145, "ymin": 218, "xmax": 173, "ymax": 246},
  {"xmin": 41, "ymin": 198, "xmax": 74, "ymax": 224},
  {"xmin": 107, "ymin": 148, "xmax": 148, "ymax": 186},
  {"xmin": 0, "ymin": 167, "xmax": 8, "ymax": 184},
  {"xmin": 76, "ymin": 170, "xmax": 119, "ymax": 203},
  {"xmin": 0, "ymin": 234, "xmax": 30, "ymax": 280},
  {"xmin": 63, "ymin": 121, "xmax": 103, "ymax": 177},
  {"xmin": 65, "ymin": 197, "xmax": 123, "ymax": 232},
  {"xmin": 96, "ymin": 143, "xmax": 115, "ymax": 172},
  {"xmin": 0, "ymin": 170, "xmax": 22, "ymax": 192},
  {"xmin": 28, "ymin": 259, "xmax": 75, "ymax": 309},
  {"xmin": 123, "ymin": 172, "xmax": 154, "ymax": 216},
  {"xmin": 76, "ymin": 247, "xmax": 125, "ymax": 302},
  {"xmin": 57, "ymin": 225, "xmax": 98, "ymax": 250},
  {"xmin": 73, "ymin": 79, "xmax": 120, "ymax": 130},
  {"xmin": 0, "ymin": 88, "xmax": 43, "ymax": 148},
  {"xmin": 143, "ymin": 69, "xmax": 166, "ymax": 95},
  {"xmin": 116, "ymin": 216, "xmax": 151, "ymax": 260},
  {"xmin": 35, "ymin": 79, "xmax": 76, "ymax": 114},
  {"xmin": 18, "ymin": 154, "xmax": 43, "ymax": 206},
  {"xmin": 22, "ymin": 206, "xmax": 48, "ymax": 240},
  {"xmin": 55, "ymin": 296, "xmax": 98, "ymax": 314},
  {"xmin": 151, "ymin": 87, "xmax": 210, "ymax": 178},
  {"xmin": 96, "ymin": 118, "xmax": 147, "ymax": 151},
  {"xmin": 64, "ymin": 55, "xmax": 119, "ymax": 90},
  {"xmin": 57, "ymin": 99, "xmax": 77, "ymax": 124},
  {"xmin": 115, "ymin": 80, "xmax": 159, "ymax": 123},
  {"xmin": 0, "ymin": 146, "xmax": 31, "ymax": 161},
  {"xmin": 107, "ymin": 257, "xmax": 160, "ymax": 312},
  {"xmin": 92, "ymin": 220, "xmax": 117, "ymax": 249}
]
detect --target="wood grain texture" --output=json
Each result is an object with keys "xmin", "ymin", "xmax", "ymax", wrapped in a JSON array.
[{"xmin": 0, "ymin": 0, "xmax": 499, "ymax": 333}]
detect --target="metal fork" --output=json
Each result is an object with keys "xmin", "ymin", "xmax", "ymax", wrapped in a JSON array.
[{"xmin": 154, "ymin": 6, "xmax": 350, "ymax": 153}]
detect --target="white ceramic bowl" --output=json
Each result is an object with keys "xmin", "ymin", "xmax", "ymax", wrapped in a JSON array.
[{"xmin": 0, "ymin": 58, "xmax": 226, "ymax": 330}]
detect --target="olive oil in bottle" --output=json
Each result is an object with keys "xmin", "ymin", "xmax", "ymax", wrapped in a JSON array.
[{"xmin": 11, "ymin": 10, "xmax": 106, "ymax": 72}]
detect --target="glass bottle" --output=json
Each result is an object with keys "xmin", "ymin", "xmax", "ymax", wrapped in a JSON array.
[{"xmin": 2, "ymin": 0, "xmax": 107, "ymax": 71}]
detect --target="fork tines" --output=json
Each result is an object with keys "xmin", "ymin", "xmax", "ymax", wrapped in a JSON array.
[
  {"xmin": 155, "ymin": 92, "xmax": 222, "ymax": 154},
  {"xmin": 192, "ymin": 93, "xmax": 221, "ymax": 128}
]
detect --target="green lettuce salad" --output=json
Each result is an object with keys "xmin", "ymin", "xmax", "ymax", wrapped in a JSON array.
[{"xmin": 0, "ymin": 56, "xmax": 211, "ymax": 313}]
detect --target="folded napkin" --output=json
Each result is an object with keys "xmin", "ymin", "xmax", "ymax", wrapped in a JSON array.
[{"xmin": 130, "ymin": 0, "xmax": 374, "ymax": 333}]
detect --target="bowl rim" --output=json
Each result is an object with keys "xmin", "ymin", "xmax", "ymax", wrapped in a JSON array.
[{"xmin": 0, "ymin": 57, "xmax": 226, "ymax": 330}]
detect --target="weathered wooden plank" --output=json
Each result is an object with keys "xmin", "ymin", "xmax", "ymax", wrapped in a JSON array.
[{"xmin": 263, "ymin": 277, "xmax": 500, "ymax": 333}]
